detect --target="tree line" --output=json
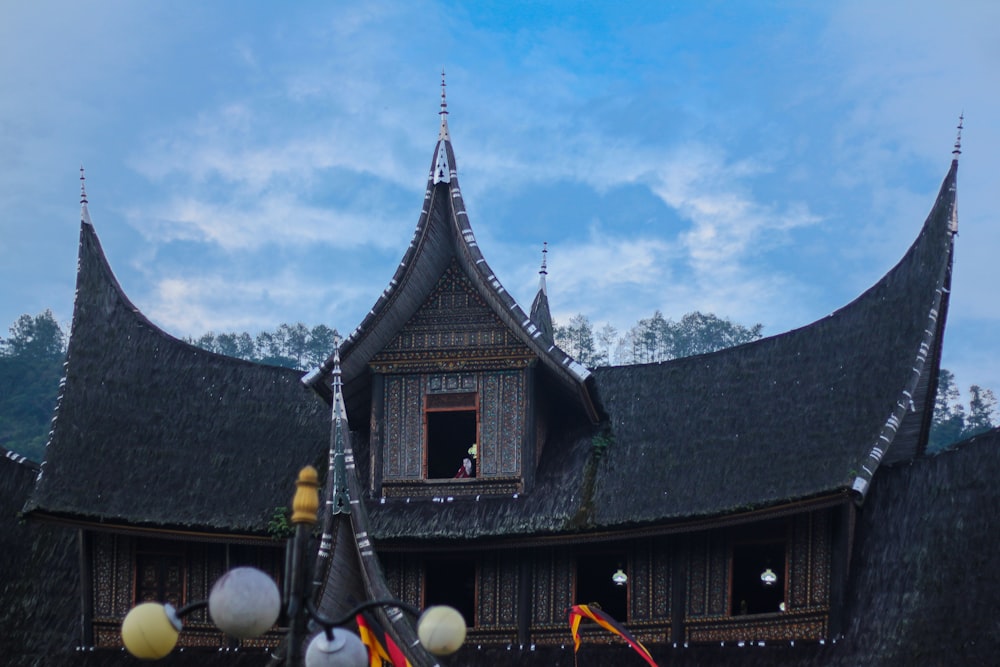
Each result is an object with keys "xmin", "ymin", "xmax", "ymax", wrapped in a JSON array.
[
  {"xmin": 554, "ymin": 310, "xmax": 765, "ymax": 368},
  {"xmin": 1, "ymin": 310, "xmax": 995, "ymax": 462},
  {"xmin": 185, "ymin": 323, "xmax": 340, "ymax": 371}
]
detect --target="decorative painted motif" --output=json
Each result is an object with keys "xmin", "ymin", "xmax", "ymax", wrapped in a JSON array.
[
  {"xmin": 688, "ymin": 535, "xmax": 708, "ymax": 617},
  {"xmin": 810, "ymin": 511, "xmax": 831, "ymax": 607},
  {"xmin": 652, "ymin": 537, "xmax": 672, "ymax": 622},
  {"xmin": 371, "ymin": 261, "xmax": 534, "ymax": 374},
  {"xmin": 707, "ymin": 533, "xmax": 727, "ymax": 616},
  {"xmin": 687, "ymin": 612, "xmax": 827, "ymax": 642}
]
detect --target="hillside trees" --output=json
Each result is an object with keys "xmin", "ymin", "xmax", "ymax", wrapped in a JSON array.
[
  {"xmin": 556, "ymin": 310, "xmax": 764, "ymax": 367},
  {"xmin": 928, "ymin": 369, "xmax": 998, "ymax": 452},
  {"xmin": 0, "ymin": 311, "xmax": 66, "ymax": 461}
]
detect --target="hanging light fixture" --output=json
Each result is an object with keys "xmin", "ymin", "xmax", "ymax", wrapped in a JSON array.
[
  {"xmin": 760, "ymin": 567, "xmax": 778, "ymax": 587},
  {"xmin": 612, "ymin": 567, "xmax": 628, "ymax": 586}
]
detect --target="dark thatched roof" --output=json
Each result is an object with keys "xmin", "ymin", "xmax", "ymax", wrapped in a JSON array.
[
  {"xmin": 23, "ymin": 219, "xmax": 331, "ymax": 534},
  {"xmin": 366, "ymin": 160, "xmax": 957, "ymax": 543},
  {"xmin": 400, "ymin": 428, "xmax": 1000, "ymax": 667},
  {"xmin": 11, "ymin": 428, "xmax": 997, "ymax": 666},
  {"xmin": 1, "ymin": 448, "xmax": 80, "ymax": 667},
  {"xmin": 309, "ymin": 109, "xmax": 598, "ymax": 422}
]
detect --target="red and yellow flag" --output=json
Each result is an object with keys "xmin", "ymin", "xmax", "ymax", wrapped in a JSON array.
[
  {"xmin": 356, "ymin": 611, "xmax": 412, "ymax": 667},
  {"xmin": 568, "ymin": 604, "xmax": 659, "ymax": 667}
]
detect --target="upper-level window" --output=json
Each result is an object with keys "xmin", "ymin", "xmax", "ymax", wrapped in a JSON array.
[
  {"xmin": 424, "ymin": 557, "xmax": 476, "ymax": 628},
  {"xmin": 425, "ymin": 392, "xmax": 478, "ymax": 479},
  {"xmin": 731, "ymin": 541, "xmax": 786, "ymax": 615},
  {"xmin": 575, "ymin": 551, "xmax": 629, "ymax": 622}
]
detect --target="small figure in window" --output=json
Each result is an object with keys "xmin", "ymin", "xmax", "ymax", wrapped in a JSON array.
[{"xmin": 454, "ymin": 457, "xmax": 474, "ymax": 478}]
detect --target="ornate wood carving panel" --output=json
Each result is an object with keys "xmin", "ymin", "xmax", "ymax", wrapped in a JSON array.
[
  {"xmin": 371, "ymin": 261, "xmax": 534, "ymax": 374},
  {"xmin": 479, "ymin": 553, "xmax": 498, "ymax": 627},
  {"xmin": 531, "ymin": 549, "xmax": 554, "ymax": 626},
  {"xmin": 687, "ymin": 533, "xmax": 708, "ymax": 618},
  {"xmin": 383, "ymin": 375, "xmax": 423, "ymax": 480},
  {"xmin": 652, "ymin": 537, "xmax": 672, "ymax": 621},
  {"xmin": 810, "ymin": 510, "xmax": 831, "ymax": 607}
]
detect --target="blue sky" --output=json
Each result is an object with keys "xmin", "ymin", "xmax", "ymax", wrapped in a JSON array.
[{"xmin": 2, "ymin": 1, "xmax": 998, "ymax": 398}]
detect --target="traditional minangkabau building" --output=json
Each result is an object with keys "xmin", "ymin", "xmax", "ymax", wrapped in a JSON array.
[{"xmin": 17, "ymin": 85, "xmax": 999, "ymax": 667}]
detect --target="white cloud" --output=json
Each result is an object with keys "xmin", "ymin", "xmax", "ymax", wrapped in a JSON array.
[{"xmin": 130, "ymin": 194, "xmax": 404, "ymax": 252}]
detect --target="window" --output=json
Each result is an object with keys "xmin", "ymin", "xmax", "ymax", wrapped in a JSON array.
[
  {"xmin": 730, "ymin": 541, "xmax": 786, "ymax": 615},
  {"xmin": 575, "ymin": 552, "xmax": 629, "ymax": 622},
  {"xmin": 135, "ymin": 541, "xmax": 186, "ymax": 608},
  {"xmin": 424, "ymin": 558, "xmax": 476, "ymax": 628},
  {"xmin": 425, "ymin": 392, "xmax": 478, "ymax": 479}
]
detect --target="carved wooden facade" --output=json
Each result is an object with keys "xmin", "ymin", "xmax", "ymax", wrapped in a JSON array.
[
  {"xmin": 379, "ymin": 508, "xmax": 836, "ymax": 646},
  {"xmin": 85, "ymin": 532, "xmax": 284, "ymax": 650},
  {"xmin": 370, "ymin": 261, "xmax": 537, "ymax": 497}
]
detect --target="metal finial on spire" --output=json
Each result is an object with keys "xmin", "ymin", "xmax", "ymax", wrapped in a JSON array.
[
  {"xmin": 79, "ymin": 165, "xmax": 93, "ymax": 226},
  {"xmin": 952, "ymin": 112, "xmax": 964, "ymax": 159},
  {"xmin": 537, "ymin": 242, "xmax": 548, "ymax": 296},
  {"xmin": 438, "ymin": 69, "xmax": 450, "ymax": 142},
  {"xmin": 79, "ymin": 166, "xmax": 88, "ymax": 205}
]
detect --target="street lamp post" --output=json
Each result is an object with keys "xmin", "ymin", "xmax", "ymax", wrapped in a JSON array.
[{"xmin": 121, "ymin": 466, "xmax": 466, "ymax": 666}]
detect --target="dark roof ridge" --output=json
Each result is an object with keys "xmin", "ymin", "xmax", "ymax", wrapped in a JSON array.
[
  {"xmin": 25, "ymin": 217, "xmax": 330, "ymax": 532},
  {"xmin": 3, "ymin": 447, "xmax": 40, "ymax": 471},
  {"xmin": 850, "ymin": 159, "xmax": 958, "ymax": 499}
]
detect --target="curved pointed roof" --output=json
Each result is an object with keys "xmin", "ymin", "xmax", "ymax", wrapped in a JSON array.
[
  {"xmin": 24, "ymin": 216, "xmax": 330, "ymax": 534},
  {"xmin": 365, "ymin": 159, "xmax": 958, "ymax": 541},
  {"xmin": 327, "ymin": 87, "xmax": 596, "ymax": 421}
]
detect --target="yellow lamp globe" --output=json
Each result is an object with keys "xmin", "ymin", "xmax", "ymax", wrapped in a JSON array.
[
  {"xmin": 417, "ymin": 605, "xmax": 466, "ymax": 656},
  {"xmin": 121, "ymin": 602, "xmax": 181, "ymax": 659}
]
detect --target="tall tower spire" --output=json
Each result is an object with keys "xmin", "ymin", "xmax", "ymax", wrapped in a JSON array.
[{"xmin": 79, "ymin": 166, "xmax": 92, "ymax": 226}]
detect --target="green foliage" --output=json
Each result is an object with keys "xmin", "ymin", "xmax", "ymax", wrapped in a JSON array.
[
  {"xmin": 554, "ymin": 314, "xmax": 605, "ymax": 367},
  {"xmin": 187, "ymin": 322, "xmax": 340, "ymax": 370},
  {"xmin": 929, "ymin": 369, "xmax": 998, "ymax": 452},
  {"xmin": 591, "ymin": 428, "xmax": 614, "ymax": 459},
  {"xmin": 266, "ymin": 506, "xmax": 294, "ymax": 539},
  {"xmin": 0, "ymin": 312, "xmax": 67, "ymax": 461}
]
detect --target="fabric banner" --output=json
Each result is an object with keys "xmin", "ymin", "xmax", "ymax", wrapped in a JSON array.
[
  {"xmin": 568, "ymin": 604, "xmax": 659, "ymax": 667},
  {"xmin": 356, "ymin": 611, "xmax": 412, "ymax": 667}
]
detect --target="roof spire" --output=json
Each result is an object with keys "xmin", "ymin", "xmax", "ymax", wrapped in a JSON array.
[
  {"xmin": 438, "ymin": 69, "xmax": 450, "ymax": 141},
  {"xmin": 432, "ymin": 70, "xmax": 453, "ymax": 184},
  {"xmin": 538, "ymin": 241, "xmax": 548, "ymax": 295},
  {"xmin": 530, "ymin": 242, "xmax": 554, "ymax": 343},
  {"xmin": 952, "ymin": 112, "xmax": 963, "ymax": 161},
  {"xmin": 329, "ymin": 337, "xmax": 351, "ymax": 515},
  {"xmin": 79, "ymin": 165, "xmax": 92, "ymax": 225}
]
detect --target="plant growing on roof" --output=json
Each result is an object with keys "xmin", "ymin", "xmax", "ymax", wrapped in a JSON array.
[{"xmin": 266, "ymin": 506, "xmax": 293, "ymax": 539}]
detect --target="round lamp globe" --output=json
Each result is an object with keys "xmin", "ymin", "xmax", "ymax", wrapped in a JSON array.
[
  {"xmin": 208, "ymin": 566, "xmax": 281, "ymax": 639},
  {"xmin": 121, "ymin": 602, "xmax": 181, "ymax": 659},
  {"xmin": 417, "ymin": 605, "xmax": 467, "ymax": 656}
]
